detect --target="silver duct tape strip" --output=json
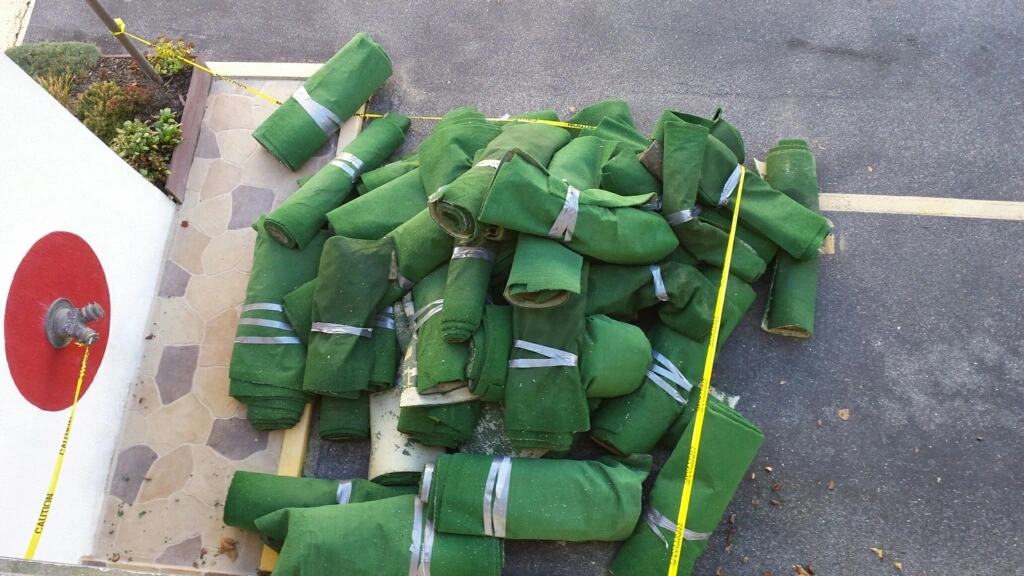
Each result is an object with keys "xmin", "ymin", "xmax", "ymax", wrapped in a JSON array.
[
  {"xmin": 640, "ymin": 196, "xmax": 664, "ymax": 212},
  {"xmin": 234, "ymin": 336, "xmax": 302, "ymax": 345},
  {"xmin": 664, "ymin": 206, "xmax": 701, "ymax": 226},
  {"xmin": 647, "ymin": 370, "xmax": 687, "ymax": 405},
  {"xmin": 420, "ymin": 518, "xmax": 435, "ymax": 576},
  {"xmin": 335, "ymin": 152, "xmax": 364, "ymax": 172},
  {"xmin": 718, "ymin": 165, "xmax": 742, "ymax": 206},
  {"xmin": 451, "ymin": 246, "xmax": 496, "ymax": 262},
  {"xmin": 409, "ymin": 299, "xmax": 444, "ymax": 334},
  {"xmin": 649, "ymin": 265, "xmax": 670, "ymax": 302},
  {"xmin": 241, "ymin": 302, "xmax": 283, "ymax": 313},
  {"xmin": 238, "ymin": 318, "xmax": 295, "ymax": 331},
  {"xmin": 376, "ymin": 315, "xmax": 396, "ymax": 330},
  {"xmin": 397, "ymin": 272, "xmax": 415, "ymax": 291},
  {"xmin": 292, "ymin": 86, "xmax": 341, "ymax": 135},
  {"xmin": 311, "ymin": 322, "xmax": 373, "ymax": 338},
  {"xmin": 492, "ymin": 456, "xmax": 512, "ymax": 538},
  {"xmin": 644, "ymin": 506, "xmax": 712, "ymax": 548},
  {"xmin": 419, "ymin": 464, "xmax": 435, "ymax": 502},
  {"xmin": 330, "ymin": 158, "xmax": 358, "ymax": 179},
  {"xmin": 547, "ymin": 184, "xmax": 580, "ymax": 242},
  {"xmin": 409, "ymin": 498, "xmax": 425, "ymax": 576},
  {"xmin": 336, "ymin": 479, "xmax": 353, "ymax": 504},
  {"xmin": 650, "ymin": 351, "xmax": 693, "ymax": 393},
  {"xmin": 475, "ymin": 159, "xmax": 501, "ymax": 170},
  {"xmin": 482, "ymin": 457, "xmax": 501, "ymax": 537},
  {"xmin": 508, "ymin": 339, "xmax": 578, "ymax": 368}
]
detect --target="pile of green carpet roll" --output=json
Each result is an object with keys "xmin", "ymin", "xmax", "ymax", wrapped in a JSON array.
[{"xmin": 227, "ymin": 32, "xmax": 828, "ymax": 576}]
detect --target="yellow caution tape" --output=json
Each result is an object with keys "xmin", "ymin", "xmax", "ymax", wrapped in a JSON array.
[
  {"xmin": 24, "ymin": 344, "xmax": 91, "ymax": 560},
  {"xmin": 360, "ymin": 112, "xmax": 594, "ymax": 131},
  {"xmin": 666, "ymin": 166, "xmax": 747, "ymax": 576}
]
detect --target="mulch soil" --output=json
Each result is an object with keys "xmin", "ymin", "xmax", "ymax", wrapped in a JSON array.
[{"xmin": 71, "ymin": 56, "xmax": 190, "ymax": 123}]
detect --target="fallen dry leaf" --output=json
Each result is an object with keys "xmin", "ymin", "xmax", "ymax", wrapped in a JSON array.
[
  {"xmin": 715, "ymin": 568, "xmax": 725, "ymax": 576},
  {"xmin": 828, "ymin": 480, "xmax": 836, "ymax": 490},
  {"xmin": 765, "ymin": 466, "xmax": 774, "ymax": 473},
  {"xmin": 976, "ymin": 436, "xmax": 984, "ymax": 441},
  {"xmin": 793, "ymin": 565, "xmax": 814, "ymax": 576},
  {"xmin": 110, "ymin": 553, "xmax": 120, "ymax": 563},
  {"xmin": 180, "ymin": 220, "xmax": 189, "ymax": 227},
  {"xmin": 765, "ymin": 572, "xmax": 774, "ymax": 576},
  {"xmin": 742, "ymin": 556, "xmax": 750, "ymax": 564},
  {"xmin": 751, "ymin": 472, "xmax": 757, "ymax": 480},
  {"xmin": 838, "ymin": 408, "xmax": 850, "ymax": 421},
  {"xmin": 868, "ymin": 165, "xmax": 874, "ymax": 172},
  {"xmin": 817, "ymin": 419, "xmax": 823, "ymax": 427},
  {"xmin": 772, "ymin": 483, "xmax": 782, "ymax": 493},
  {"xmin": 729, "ymin": 514, "xmax": 736, "ymax": 524},
  {"xmin": 218, "ymin": 537, "xmax": 238, "ymax": 561},
  {"xmin": 780, "ymin": 380, "xmax": 787, "ymax": 385},
  {"xmin": 870, "ymin": 547, "xmax": 884, "ymax": 560},
  {"xmin": 894, "ymin": 561, "xmax": 903, "ymax": 571},
  {"xmin": 770, "ymin": 499, "xmax": 781, "ymax": 506}
]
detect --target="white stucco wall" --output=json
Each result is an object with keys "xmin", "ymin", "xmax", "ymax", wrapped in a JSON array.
[{"xmin": 0, "ymin": 55, "xmax": 175, "ymax": 562}]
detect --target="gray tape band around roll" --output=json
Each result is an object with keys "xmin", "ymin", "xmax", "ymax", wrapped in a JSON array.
[
  {"xmin": 336, "ymin": 152, "xmax": 364, "ymax": 172},
  {"xmin": 234, "ymin": 336, "xmax": 303, "ymax": 345},
  {"xmin": 482, "ymin": 457, "xmax": 501, "ymax": 537},
  {"xmin": 336, "ymin": 480, "xmax": 353, "ymax": 504},
  {"xmin": 644, "ymin": 506, "xmax": 712, "ymax": 548},
  {"xmin": 292, "ymin": 85, "xmax": 341, "ymax": 135},
  {"xmin": 311, "ymin": 322, "xmax": 373, "ymax": 338},
  {"xmin": 396, "ymin": 272, "xmax": 414, "ymax": 291},
  {"xmin": 649, "ymin": 265, "xmax": 670, "ymax": 302},
  {"xmin": 451, "ymin": 247, "xmax": 496, "ymax": 262},
  {"xmin": 409, "ymin": 299, "xmax": 444, "ymax": 334},
  {"xmin": 548, "ymin": 184, "xmax": 580, "ymax": 242},
  {"xmin": 420, "ymin": 463, "xmax": 435, "ymax": 502},
  {"xmin": 491, "ymin": 456, "xmax": 512, "ymax": 538},
  {"xmin": 238, "ymin": 318, "xmax": 295, "ymax": 331},
  {"xmin": 665, "ymin": 206, "xmax": 701, "ymax": 226},
  {"xmin": 241, "ymin": 302, "xmax": 284, "ymax": 313},
  {"xmin": 330, "ymin": 158, "xmax": 359, "ymax": 179},
  {"xmin": 409, "ymin": 498, "xmax": 425, "ymax": 576},
  {"xmin": 645, "ymin": 350, "xmax": 692, "ymax": 406},
  {"xmin": 508, "ymin": 339, "xmax": 578, "ymax": 368},
  {"xmin": 718, "ymin": 164, "xmax": 742, "ymax": 206}
]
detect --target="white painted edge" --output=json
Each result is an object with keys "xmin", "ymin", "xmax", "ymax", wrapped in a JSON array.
[
  {"xmin": 820, "ymin": 193, "xmax": 1024, "ymax": 221},
  {"xmin": 205, "ymin": 61, "xmax": 323, "ymax": 78}
]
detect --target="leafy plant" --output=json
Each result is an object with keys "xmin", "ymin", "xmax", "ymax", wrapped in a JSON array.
[
  {"xmin": 145, "ymin": 35, "xmax": 194, "ymax": 76},
  {"xmin": 76, "ymin": 81, "xmax": 153, "ymax": 143},
  {"xmin": 110, "ymin": 108, "xmax": 182, "ymax": 183},
  {"xmin": 36, "ymin": 74, "xmax": 74, "ymax": 108},
  {"xmin": 5, "ymin": 41, "xmax": 100, "ymax": 78}
]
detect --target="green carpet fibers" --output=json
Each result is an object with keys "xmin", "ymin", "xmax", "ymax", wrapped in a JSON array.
[
  {"xmin": 465, "ymin": 305, "xmax": 512, "ymax": 402},
  {"xmin": 355, "ymin": 154, "xmax": 419, "ymax": 195},
  {"xmin": 281, "ymin": 280, "xmax": 316, "ymax": 345},
  {"xmin": 252, "ymin": 33, "xmax": 393, "ymax": 171},
  {"xmin": 504, "ymin": 264, "xmax": 590, "ymax": 452},
  {"xmin": 698, "ymin": 207, "xmax": 780, "ymax": 266},
  {"xmin": 257, "ymin": 494, "xmax": 503, "ymax": 576},
  {"xmin": 441, "ymin": 239, "xmax": 497, "ymax": 342},
  {"xmin": 387, "ymin": 208, "xmax": 456, "ymax": 294},
  {"xmin": 223, "ymin": 471, "xmax": 417, "ymax": 532},
  {"xmin": 610, "ymin": 398, "xmax": 763, "ymax": 576},
  {"xmin": 652, "ymin": 108, "xmax": 746, "ymax": 164},
  {"xmin": 429, "ymin": 123, "xmax": 572, "ymax": 241},
  {"xmin": 263, "ymin": 113, "xmax": 410, "ymax": 249},
  {"xmin": 425, "ymin": 453, "xmax": 650, "ymax": 541},
  {"xmin": 369, "ymin": 305, "xmax": 398, "ymax": 389},
  {"xmin": 228, "ymin": 219, "xmax": 327, "ymax": 429},
  {"xmin": 480, "ymin": 152, "xmax": 678, "ymax": 265},
  {"xmin": 503, "ymin": 233, "xmax": 582, "ymax": 308},
  {"xmin": 580, "ymin": 315, "xmax": 651, "ymax": 398},
  {"xmin": 568, "ymin": 99, "xmax": 636, "ymax": 132},
  {"xmin": 762, "ymin": 139, "xmax": 822, "ymax": 338},
  {"xmin": 326, "ymin": 169, "xmax": 426, "ymax": 239},
  {"xmin": 672, "ymin": 216, "xmax": 767, "ymax": 283},
  {"xmin": 418, "ymin": 107, "xmax": 503, "ymax": 196},
  {"xmin": 303, "ymin": 236, "xmax": 393, "ymax": 398},
  {"xmin": 318, "ymin": 394, "xmax": 370, "ymax": 441},
  {"xmin": 413, "ymin": 264, "xmax": 470, "ymax": 392}
]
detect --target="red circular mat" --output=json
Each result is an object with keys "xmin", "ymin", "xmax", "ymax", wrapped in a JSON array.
[{"xmin": 5, "ymin": 232, "xmax": 110, "ymax": 411}]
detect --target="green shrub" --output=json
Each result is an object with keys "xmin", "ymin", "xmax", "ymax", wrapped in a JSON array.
[
  {"xmin": 76, "ymin": 81, "xmax": 153, "ymax": 143},
  {"xmin": 110, "ymin": 108, "xmax": 183, "ymax": 182},
  {"xmin": 5, "ymin": 41, "xmax": 100, "ymax": 78},
  {"xmin": 145, "ymin": 35, "xmax": 194, "ymax": 76},
  {"xmin": 37, "ymin": 74, "xmax": 74, "ymax": 108}
]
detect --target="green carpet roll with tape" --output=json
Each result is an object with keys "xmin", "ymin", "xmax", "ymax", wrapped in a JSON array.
[
  {"xmin": 326, "ymin": 169, "xmax": 427, "ymax": 239},
  {"xmin": 442, "ymin": 239, "xmax": 498, "ymax": 342},
  {"xmin": 465, "ymin": 304, "xmax": 513, "ymax": 402},
  {"xmin": 263, "ymin": 112, "xmax": 410, "ymax": 249},
  {"xmin": 252, "ymin": 33, "xmax": 393, "ymax": 171}
]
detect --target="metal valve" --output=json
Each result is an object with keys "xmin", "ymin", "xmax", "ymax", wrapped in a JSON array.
[{"xmin": 45, "ymin": 299, "xmax": 105, "ymax": 348}]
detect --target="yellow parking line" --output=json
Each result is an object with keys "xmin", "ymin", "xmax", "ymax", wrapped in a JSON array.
[{"xmin": 820, "ymin": 193, "xmax": 1024, "ymax": 221}]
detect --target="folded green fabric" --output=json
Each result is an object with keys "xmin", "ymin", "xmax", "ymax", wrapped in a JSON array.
[
  {"xmin": 441, "ymin": 239, "xmax": 497, "ymax": 343},
  {"xmin": 580, "ymin": 315, "xmax": 651, "ymax": 398},
  {"xmin": 610, "ymin": 398, "xmax": 763, "ymax": 576},
  {"xmin": 600, "ymin": 149, "xmax": 663, "ymax": 197},
  {"xmin": 481, "ymin": 152, "xmax": 678, "ymax": 265},
  {"xmin": 652, "ymin": 108, "xmax": 746, "ymax": 164},
  {"xmin": 547, "ymin": 134, "xmax": 608, "ymax": 189},
  {"xmin": 326, "ymin": 169, "xmax": 426, "ymax": 239},
  {"xmin": 303, "ymin": 236, "xmax": 392, "ymax": 398},
  {"xmin": 585, "ymin": 260, "xmax": 716, "ymax": 341},
  {"xmin": 369, "ymin": 305, "xmax": 398, "ymax": 389},
  {"xmin": 413, "ymin": 264, "xmax": 470, "ymax": 392},
  {"xmin": 503, "ymin": 234, "xmax": 582, "ymax": 308},
  {"xmin": 398, "ymin": 401, "xmax": 482, "ymax": 449},
  {"xmin": 263, "ymin": 113, "xmax": 410, "ymax": 248},
  {"xmin": 229, "ymin": 220, "xmax": 327, "ymax": 429},
  {"xmin": 671, "ymin": 216, "xmax": 767, "ymax": 283},
  {"xmin": 658, "ymin": 115, "xmax": 708, "ymax": 218},
  {"xmin": 465, "ymin": 305, "xmax": 512, "ymax": 402},
  {"xmin": 590, "ymin": 322, "xmax": 705, "ymax": 456},
  {"xmin": 257, "ymin": 495, "xmax": 504, "ymax": 576},
  {"xmin": 223, "ymin": 471, "xmax": 417, "ymax": 532},
  {"xmin": 281, "ymin": 279, "xmax": 316, "ymax": 345},
  {"xmin": 698, "ymin": 207, "xmax": 779, "ymax": 265},
  {"xmin": 568, "ymin": 99, "xmax": 636, "ymax": 132},
  {"xmin": 252, "ymin": 33, "xmax": 393, "ymax": 171},
  {"xmin": 355, "ymin": 153, "xmax": 419, "ymax": 195},
  {"xmin": 762, "ymin": 139, "xmax": 821, "ymax": 338},
  {"xmin": 429, "ymin": 123, "xmax": 572, "ymax": 241},
  {"xmin": 425, "ymin": 453, "xmax": 651, "ymax": 541},
  {"xmin": 418, "ymin": 107, "xmax": 503, "ymax": 196},
  {"xmin": 387, "ymin": 208, "xmax": 455, "ymax": 296},
  {"xmin": 505, "ymin": 264, "xmax": 590, "ymax": 452},
  {"xmin": 318, "ymin": 394, "xmax": 370, "ymax": 441},
  {"xmin": 581, "ymin": 116, "xmax": 649, "ymax": 154}
]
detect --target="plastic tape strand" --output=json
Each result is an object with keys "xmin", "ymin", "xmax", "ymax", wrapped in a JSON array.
[
  {"xmin": 336, "ymin": 480, "xmax": 353, "ymax": 504},
  {"xmin": 293, "ymin": 86, "xmax": 341, "ymax": 135},
  {"xmin": 242, "ymin": 302, "xmax": 284, "ymax": 313},
  {"xmin": 238, "ymin": 318, "xmax": 295, "ymax": 331},
  {"xmin": 650, "ymin": 265, "xmax": 670, "ymax": 302},
  {"xmin": 664, "ymin": 206, "xmax": 701, "ymax": 227},
  {"xmin": 508, "ymin": 339, "xmax": 578, "ymax": 368},
  {"xmin": 451, "ymin": 247, "xmax": 495, "ymax": 262},
  {"xmin": 310, "ymin": 322, "xmax": 373, "ymax": 338},
  {"xmin": 234, "ymin": 335, "xmax": 302, "ymax": 345},
  {"xmin": 548, "ymin": 184, "xmax": 580, "ymax": 242}
]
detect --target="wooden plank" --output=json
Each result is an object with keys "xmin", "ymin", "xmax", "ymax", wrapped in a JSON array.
[{"xmin": 165, "ymin": 55, "xmax": 213, "ymax": 204}]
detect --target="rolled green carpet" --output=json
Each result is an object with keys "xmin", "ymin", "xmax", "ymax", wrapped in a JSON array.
[
  {"xmin": 368, "ymin": 305, "xmax": 398, "ymax": 389},
  {"xmin": 326, "ymin": 168, "xmax": 426, "ymax": 239},
  {"xmin": 580, "ymin": 315, "xmax": 651, "ymax": 398},
  {"xmin": 229, "ymin": 219, "xmax": 327, "ymax": 429},
  {"xmin": 303, "ymin": 236, "xmax": 393, "ymax": 398},
  {"xmin": 441, "ymin": 239, "xmax": 497, "ymax": 343},
  {"xmin": 418, "ymin": 107, "xmax": 503, "ymax": 196},
  {"xmin": 600, "ymin": 148, "xmax": 663, "ymax": 197},
  {"xmin": 480, "ymin": 151, "xmax": 678, "ymax": 265},
  {"xmin": 762, "ymin": 138, "xmax": 822, "ymax": 338},
  {"xmin": 698, "ymin": 206, "xmax": 779, "ymax": 266},
  {"xmin": 505, "ymin": 264, "xmax": 589, "ymax": 452},
  {"xmin": 610, "ymin": 398, "xmax": 763, "ymax": 576},
  {"xmin": 503, "ymin": 233, "xmax": 582, "ymax": 308},
  {"xmin": 412, "ymin": 264, "xmax": 470, "ymax": 392},
  {"xmin": 424, "ymin": 452, "xmax": 651, "ymax": 541},
  {"xmin": 263, "ymin": 112, "xmax": 410, "ymax": 249},
  {"xmin": 548, "ymin": 134, "xmax": 608, "ymax": 189},
  {"xmin": 256, "ymin": 494, "xmax": 504, "ymax": 576},
  {"xmin": 429, "ymin": 123, "xmax": 572, "ymax": 241},
  {"xmin": 355, "ymin": 153, "xmax": 419, "ymax": 195},
  {"xmin": 281, "ymin": 279, "xmax": 316, "ymax": 345},
  {"xmin": 568, "ymin": 99, "xmax": 636, "ymax": 131},
  {"xmin": 223, "ymin": 471, "xmax": 417, "ymax": 532},
  {"xmin": 652, "ymin": 108, "xmax": 746, "ymax": 164},
  {"xmin": 318, "ymin": 394, "xmax": 370, "ymax": 441},
  {"xmin": 581, "ymin": 116, "xmax": 649, "ymax": 154},
  {"xmin": 252, "ymin": 33, "xmax": 392, "ymax": 171},
  {"xmin": 465, "ymin": 305, "xmax": 512, "ymax": 402},
  {"xmin": 671, "ymin": 215, "xmax": 767, "ymax": 283}
]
